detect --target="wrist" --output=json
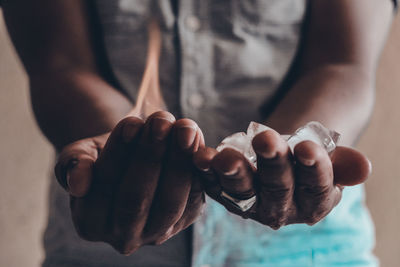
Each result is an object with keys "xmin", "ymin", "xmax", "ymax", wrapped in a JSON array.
[{"xmin": 30, "ymin": 71, "xmax": 132, "ymax": 149}]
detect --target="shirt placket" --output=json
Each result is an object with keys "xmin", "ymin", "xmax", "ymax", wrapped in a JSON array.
[
  {"xmin": 177, "ymin": 2, "xmax": 216, "ymax": 267},
  {"xmin": 177, "ymin": 0, "xmax": 211, "ymax": 121}
]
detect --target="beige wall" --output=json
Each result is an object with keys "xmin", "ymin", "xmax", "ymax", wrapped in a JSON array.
[
  {"xmin": 0, "ymin": 9, "xmax": 51, "ymax": 267},
  {"xmin": 0, "ymin": 10, "xmax": 399, "ymax": 267},
  {"xmin": 0, "ymin": 11, "xmax": 52, "ymax": 267},
  {"xmin": 360, "ymin": 14, "xmax": 400, "ymax": 266}
]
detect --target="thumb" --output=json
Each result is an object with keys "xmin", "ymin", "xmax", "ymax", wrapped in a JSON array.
[
  {"xmin": 331, "ymin": 146, "xmax": 372, "ymax": 186},
  {"xmin": 55, "ymin": 138, "xmax": 100, "ymax": 197}
]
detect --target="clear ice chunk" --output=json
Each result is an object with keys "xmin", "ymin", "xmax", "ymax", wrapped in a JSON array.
[
  {"xmin": 217, "ymin": 122, "xmax": 272, "ymax": 167},
  {"xmin": 286, "ymin": 121, "xmax": 340, "ymax": 154},
  {"xmin": 216, "ymin": 132, "xmax": 248, "ymax": 154},
  {"xmin": 216, "ymin": 121, "xmax": 340, "ymax": 168},
  {"xmin": 246, "ymin": 121, "xmax": 272, "ymax": 139}
]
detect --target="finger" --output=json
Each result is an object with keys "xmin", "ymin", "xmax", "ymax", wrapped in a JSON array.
[
  {"xmin": 212, "ymin": 148, "xmax": 255, "ymax": 198},
  {"xmin": 252, "ymin": 130, "xmax": 294, "ymax": 228},
  {"xmin": 211, "ymin": 148, "xmax": 255, "ymax": 215},
  {"xmin": 331, "ymin": 146, "xmax": 371, "ymax": 186},
  {"xmin": 193, "ymin": 147, "xmax": 220, "ymax": 199},
  {"xmin": 111, "ymin": 111, "xmax": 175, "ymax": 252},
  {"xmin": 93, "ymin": 116, "xmax": 144, "ymax": 195},
  {"xmin": 165, "ymin": 174, "xmax": 205, "ymax": 244},
  {"xmin": 193, "ymin": 146, "xmax": 218, "ymax": 172},
  {"xmin": 143, "ymin": 119, "xmax": 203, "ymax": 243},
  {"xmin": 55, "ymin": 139, "xmax": 99, "ymax": 197},
  {"xmin": 70, "ymin": 117, "xmax": 144, "ymax": 242},
  {"xmin": 293, "ymin": 140, "xmax": 341, "ymax": 225}
]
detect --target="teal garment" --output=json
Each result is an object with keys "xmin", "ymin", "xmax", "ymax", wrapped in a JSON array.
[
  {"xmin": 42, "ymin": 1, "xmax": 378, "ymax": 266},
  {"xmin": 192, "ymin": 185, "xmax": 377, "ymax": 267}
]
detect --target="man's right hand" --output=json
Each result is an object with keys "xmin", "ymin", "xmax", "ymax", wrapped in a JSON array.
[{"xmin": 55, "ymin": 111, "xmax": 205, "ymax": 255}]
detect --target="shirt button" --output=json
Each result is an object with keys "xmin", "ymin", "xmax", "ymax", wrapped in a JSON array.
[
  {"xmin": 188, "ymin": 93, "xmax": 204, "ymax": 109},
  {"xmin": 185, "ymin": 15, "xmax": 201, "ymax": 31}
]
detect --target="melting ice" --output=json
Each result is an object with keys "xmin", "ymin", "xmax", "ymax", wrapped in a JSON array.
[{"xmin": 216, "ymin": 121, "xmax": 340, "ymax": 168}]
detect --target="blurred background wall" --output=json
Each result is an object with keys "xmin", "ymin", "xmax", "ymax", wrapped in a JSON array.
[
  {"xmin": 0, "ymin": 9, "xmax": 399, "ymax": 267},
  {"xmin": 0, "ymin": 10, "xmax": 53, "ymax": 267}
]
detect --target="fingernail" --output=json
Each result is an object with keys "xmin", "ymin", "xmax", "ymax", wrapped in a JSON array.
[
  {"xmin": 198, "ymin": 166, "xmax": 210, "ymax": 172},
  {"xmin": 296, "ymin": 155, "xmax": 315, "ymax": 166},
  {"xmin": 151, "ymin": 117, "xmax": 173, "ymax": 141},
  {"xmin": 122, "ymin": 123, "xmax": 141, "ymax": 143},
  {"xmin": 223, "ymin": 168, "xmax": 240, "ymax": 176},
  {"xmin": 259, "ymin": 150, "xmax": 277, "ymax": 159},
  {"xmin": 253, "ymin": 142, "xmax": 277, "ymax": 159},
  {"xmin": 194, "ymin": 156, "xmax": 212, "ymax": 172},
  {"xmin": 177, "ymin": 125, "xmax": 197, "ymax": 149}
]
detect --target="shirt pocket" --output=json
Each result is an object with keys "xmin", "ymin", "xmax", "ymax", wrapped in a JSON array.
[{"xmin": 232, "ymin": 0, "xmax": 306, "ymax": 37}]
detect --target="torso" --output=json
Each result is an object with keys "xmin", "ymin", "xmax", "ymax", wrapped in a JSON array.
[{"xmin": 43, "ymin": 1, "xmax": 376, "ymax": 266}]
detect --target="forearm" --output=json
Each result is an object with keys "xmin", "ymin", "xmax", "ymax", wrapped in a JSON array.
[
  {"xmin": 3, "ymin": 0, "xmax": 132, "ymax": 149},
  {"xmin": 30, "ymin": 71, "xmax": 133, "ymax": 150},
  {"xmin": 264, "ymin": 0, "xmax": 393, "ymax": 146},
  {"xmin": 265, "ymin": 64, "xmax": 374, "ymax": 146}
]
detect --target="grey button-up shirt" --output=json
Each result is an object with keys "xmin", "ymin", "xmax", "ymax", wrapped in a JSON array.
[
  {"xmin": 97, "ymin": 0, "xmax": 305, "ymax": 146},
  {"xmin": 43, "ymin": 1, "xmax": 377, "ymax": 267}
]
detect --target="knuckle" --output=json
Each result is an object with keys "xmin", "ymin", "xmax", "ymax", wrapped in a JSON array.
[
  {"xmin": 269, "ymin": 224, "xmax": 282, "ymax": 230},
  {"xmin": 298, "ymin": 184, "xmax": 331, "ymax": 199},
  {"xmin": 304, "ymin": 215, "xmax": 322, "ymax": 226},
  {"xmin": 111, "ymin": 225, "xmax": 141, "ymax": 250},
  {"xmin": 112, "ymin": 239, "xmax": 141, "ymax": 255},
  {"xmin": 267, "ymin": 219, "xmax": 286, "ymax": 230},
  {"xmin": 152, "ymin": 227, "xmax": 175, "ymax": 246},
  {"xmin": 296, "ymin": 185, "xmax": 336, "ymax": 221},
  {"xmin": 261, "ymin": 187, "xmax": 292, "ymax": 201},
  {"xmin": 153, "ymin": 236, "xmax": 169, "ymax": 246},
  {"xmin": 259, "ymin": 210, "xmax": 289, "ymax": 230},
  {"xmin": 300, "ymin": 205, "xmax": 331, "ymax": 225},
  {"xmin": 109, "ymin": 227, "xmax": 142, "ymax": 255},
  {"xmin": 256, "ymin": 198, "xmax": 294, "ymax": 229},
  {"xmin": 311, "ymin": 205, "xmax": 332, "ymax": 221},
  {"xmin": 305, "ymin": 219, "xmax": 318, "ymax": 226}
]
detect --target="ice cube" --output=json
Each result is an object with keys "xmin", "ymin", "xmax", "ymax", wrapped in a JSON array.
[
  {"xmin": 246, "ymin": 121, "xmax": 272, "ymax": 139},
  {"xmin": 286, "ymin": 121, "xmax": 340, "ymax": 153},
  {"xmin": 217, "ymin": 122, "xmax": 272, "ymax": 167},
  {"xmin": 216, "ymin": 121, "xmax": 340, "ymax": 169},
  {"xmin": 216, "ymin": 132, "xmax": 249, "ymax": 154}
]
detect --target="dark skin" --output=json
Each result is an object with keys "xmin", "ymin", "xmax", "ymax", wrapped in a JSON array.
[
  {"xmin": 192, "ymin": 0, "xmax": 393, "ymax": 227},
  {"xmin": 3, "ymin": 0, "xmax": 393, "ymax": 255},
  {"xmin": 55, "ymin": 112, "xmax": 206, "ymax": 252}
]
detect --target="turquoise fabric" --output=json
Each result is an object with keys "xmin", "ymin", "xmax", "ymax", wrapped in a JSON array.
[{"xmin": 192, "ymin": 185, "xmax": 377, "ymax": 267}]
